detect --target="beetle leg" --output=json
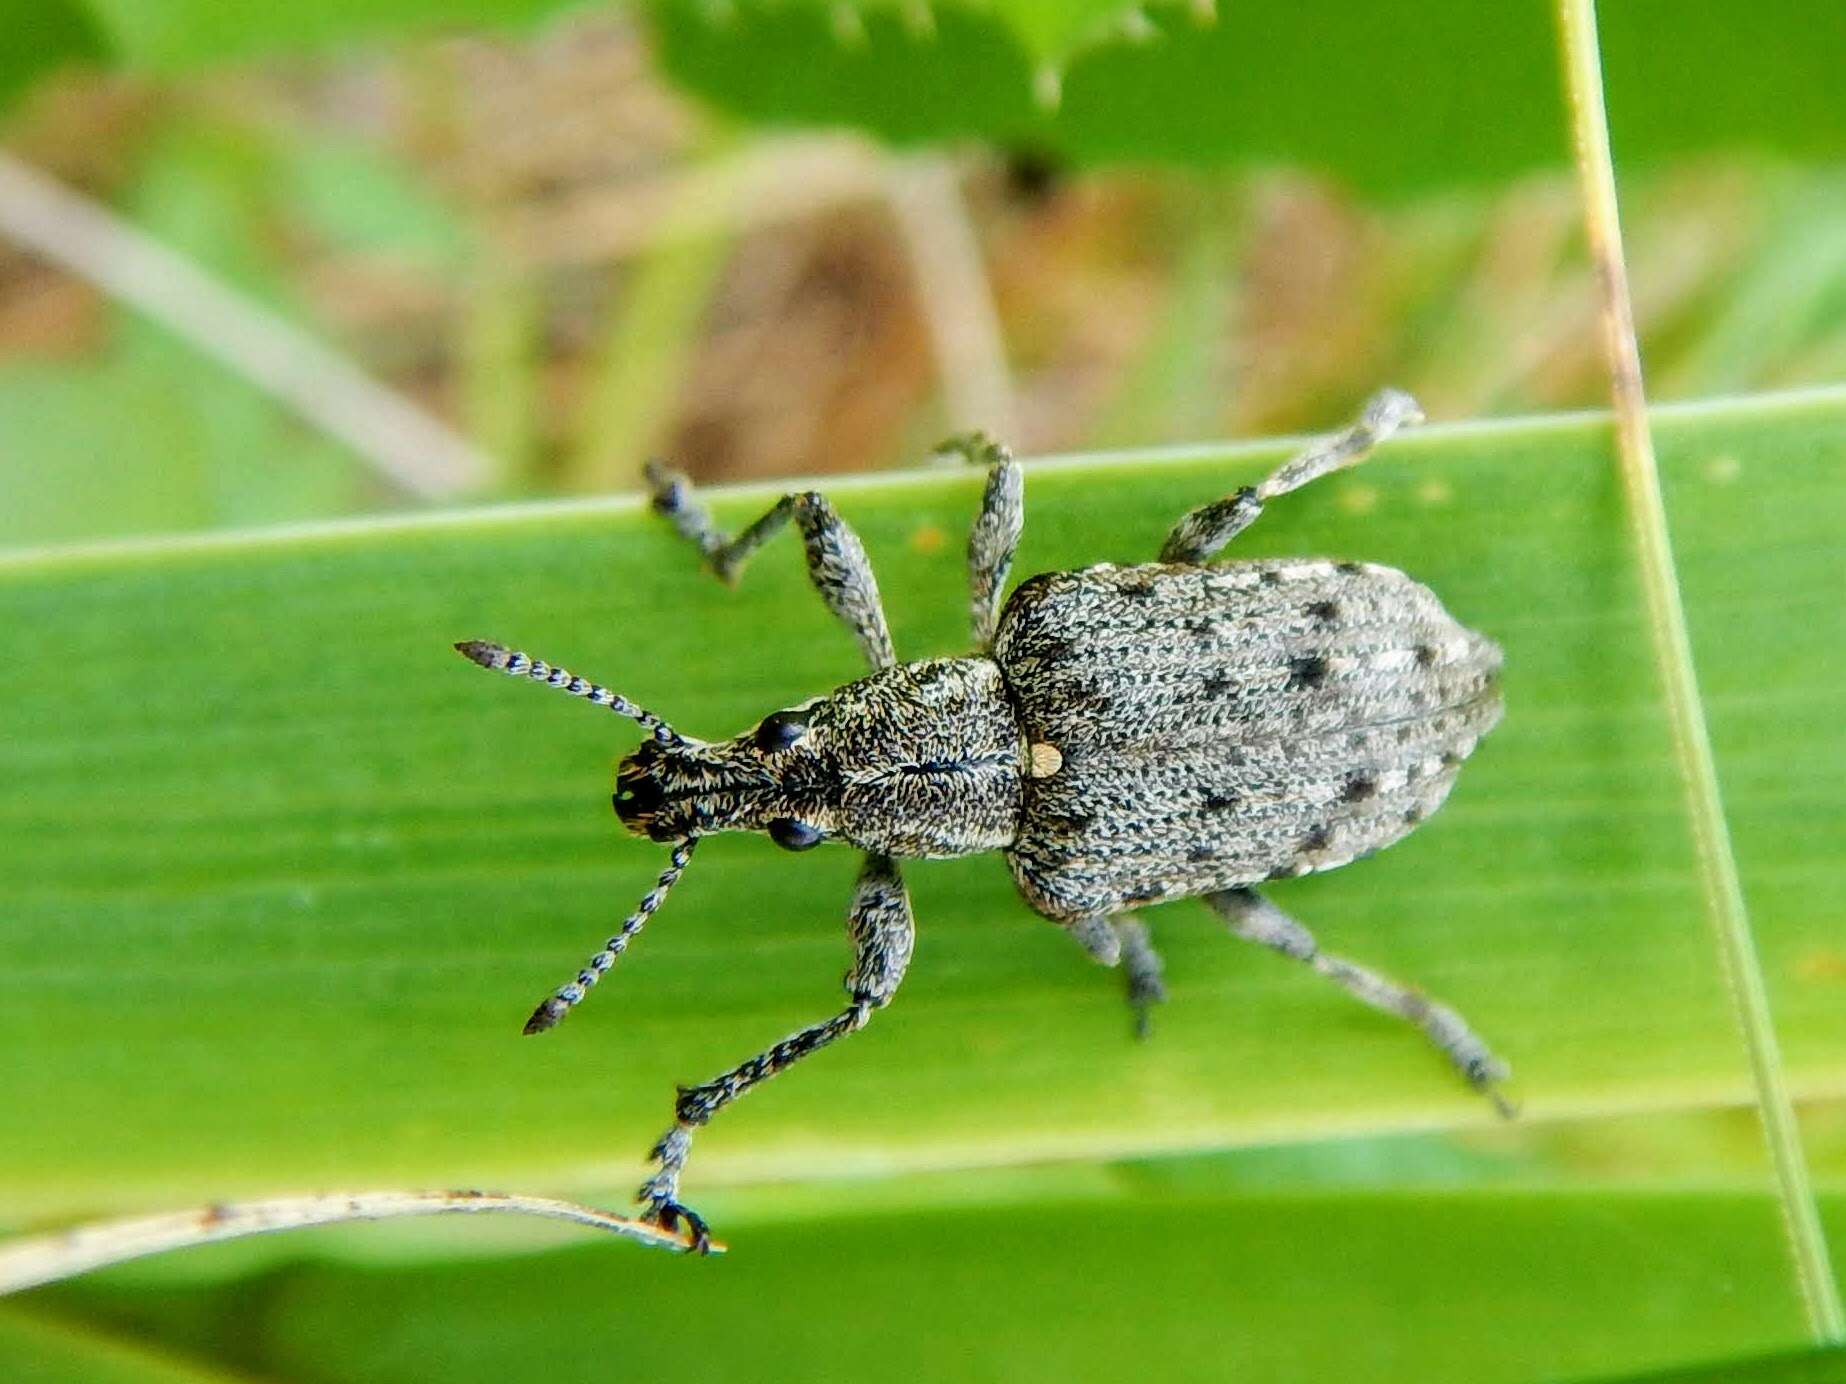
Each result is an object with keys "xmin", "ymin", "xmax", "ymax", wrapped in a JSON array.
[
  {"xmin": 1113, "ymin": 914, "xmax": 1167, "ymax": 1039},
  {"xmin": 645, "ymin": 462, "xmax": 896, "ymax": 670},
  {"xmin": 1159, "ymin": 389, "xmax": 1425, "ymax": 564},
  {"xmin": 636, "ymin": 853, "xmax": 914, "ymax": 1250},
  {"xmin": 1064, "ymin": 913, "xmax": 1122, "ymax": 966},
  {"xmin": 1206, "ymin": 886, "xmax": 1512, "ymax": 1114},
  {"xmin": 933, "ymin": 433, "xmax": 1024, "ymax": 649}
]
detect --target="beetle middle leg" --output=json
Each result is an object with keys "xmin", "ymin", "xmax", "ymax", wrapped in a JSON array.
[
  {"xmin": 645, "ymin": 462, "xmax": 896, "ymax": 670},
  {"xmin": 636, "ymin": 852, "xmax": 915, "ymax": 1251},
  {"xmin": 1206, "ymin": 886, "xmax": 1511, "ymax": 1114},
  {"xmin": 1060, "ymin": 914, "xmax": 1166, "ymax": 1038},
  {"xmin": 1159, "ymin": 389, "xmax": 1425, "ymax": 564},
  {"xmin": 1114, "ymin": 914, "xmax": 1167, "ymax": 1039}
]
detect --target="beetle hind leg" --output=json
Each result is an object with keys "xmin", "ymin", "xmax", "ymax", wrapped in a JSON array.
[
  {"xmin": 1160, "ymin": 389, "xmax": 1424, "ymax": 564},
  {"xmin": 1206, "ymin": 886, "xmax": 1512, "ymax": 1113}
]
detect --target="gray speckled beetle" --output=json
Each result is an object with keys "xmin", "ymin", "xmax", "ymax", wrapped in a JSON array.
[{"xmin": 456, "ymin": 389, "xmax": 1506, "ymax": 1252}]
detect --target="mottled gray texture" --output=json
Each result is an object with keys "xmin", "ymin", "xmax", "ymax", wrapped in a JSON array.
[
  {"xmin": 995, "ymin": 558, "xmax": 1503, "ymax": 923},
  {"xmin": 459, "ymin": 392, "xmax": 1507, "ymax": 1251},
  {"xmin": 609, "ymin": 657, "xmax": 1023, "ymax": 856}
]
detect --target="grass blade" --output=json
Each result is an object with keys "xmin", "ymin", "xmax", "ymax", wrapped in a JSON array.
[{"xmin": 1556, "ymin": 0, "xmax": 1843, "ymax": 1340}]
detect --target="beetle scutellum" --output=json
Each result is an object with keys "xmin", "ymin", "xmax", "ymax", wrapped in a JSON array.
[{"xmin": 456, "ymin": 389, "xmax": 1506, "ymax": 1251}]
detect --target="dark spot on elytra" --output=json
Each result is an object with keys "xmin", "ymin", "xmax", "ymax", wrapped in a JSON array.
[
  {"xmin": 1287, "ymin": 654, "xmax": 1329, "ymax": 690},
  {"xmin": 1203, "ymin": 792, "xmax": 1241, "ymax": 812},
  {"xmin": 1403, "ymin": 805, "xmax": 1426, "ymax": 825},
  {"xmin": 1307, "ymin": 599, "xmax": 1340, "ymax": 624},
  {"xmin": 1341, "ymin": 774, "xmax": 1377, "ymax": 803},
  {"xmin": 1336, "ymin": 561, "xmax": 1365, "ymax": 575},
  {"xmin": 1440, "ymin": 750, "xmax": 1464, "ymax": 769},
  {"xmin": 1188, "ymin": 845, "xmax": 1214, "ymax": 863},
  {"xmin": 1203, "ymin": 673, "xmax": 1232, "ymax": 696},
  {"xmin": 1120, "ymin": 582, "xmax": 1157, "ymax": 601},
  {"xmin": 1259, "ymin": 570, "xmax": 1283, "ymax": 588},
  {"xmin": 1415, "ymin": 644, "xmax": 1439, "ymax": 667},
  {"xmin": 1300, "ymin": 823, "xmax": 1333, "ymax": 853}
]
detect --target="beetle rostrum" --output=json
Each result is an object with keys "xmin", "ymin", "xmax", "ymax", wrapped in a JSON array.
[{"xmin": 455, "ymin": 388, "xmax": 1506, "ymax": 1254}]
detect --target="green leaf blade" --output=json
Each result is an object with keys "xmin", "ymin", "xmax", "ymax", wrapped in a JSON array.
[{"xmin": 1, "ymin": 392, "xmax": 1841, "ymax": 1225}]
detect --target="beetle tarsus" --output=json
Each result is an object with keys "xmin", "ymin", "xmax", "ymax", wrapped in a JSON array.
[{"xmin": 642, "ymin": 1196, "xmax": 714, "ymax": 1255}]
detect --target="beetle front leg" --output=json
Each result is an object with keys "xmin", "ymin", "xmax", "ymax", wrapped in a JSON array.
[
  {"xmin": 1206, "ymin": 886, "xmax": 1511, "ymax": 1114},
  {"xmin": 645, "ymin": 462, "xmax": 897, "ymax": 670},
  {"xmin": 637, "ymin": 853, "xmax": 915, "ymax": 1251},
  {"xmin": 1159, "ymin": 389, "xmax": 1424, "ymax": 564},
  {"xmin": 933, "ymin": 432, "xmax": 1024, "ymax": 649}
]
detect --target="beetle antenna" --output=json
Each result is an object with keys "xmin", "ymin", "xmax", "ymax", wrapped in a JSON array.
[
  {"xmin": 454, "ymin": 641, "xmax": 682, "ymax": 745},
  {"xmin": 522, "ymin": 838, "xmax": 699, "ymax": 1034}
]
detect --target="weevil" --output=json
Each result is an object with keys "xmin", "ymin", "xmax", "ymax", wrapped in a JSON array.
[{"xmin": 455, "ymin": 389, "xmax": 1506, "ymax": 1252}]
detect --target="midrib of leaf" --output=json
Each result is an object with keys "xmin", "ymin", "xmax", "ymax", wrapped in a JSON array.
[{"xmin": 1557, "ymin": 0, "xmax": 1844, "ymax": 1341}]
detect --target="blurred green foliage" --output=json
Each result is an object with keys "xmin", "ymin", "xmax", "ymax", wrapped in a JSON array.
[
  {"xmin": 648, "ymin": 0, "xmax": 1844, "ymax": 188},
  {"xmin": 10, "ymin": 1, "xmax": 1842, "ymax": 188},
  {"xmin": 0, "ymin": 0, "xmax": 105, "ymax": 109}
]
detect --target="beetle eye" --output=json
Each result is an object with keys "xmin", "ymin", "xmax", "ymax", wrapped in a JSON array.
[
  {"xmin": 754, "ymin": 710, "xmax": 808, "ymax": 753},
  {"xmin": 768, "ymin": 818, "xmax": 823, "ymax": 851}
]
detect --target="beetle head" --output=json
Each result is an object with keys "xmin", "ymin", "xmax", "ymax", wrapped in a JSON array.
[{"xmin": 613, "ymin": 702, "xmax": 831, "ymax": 847}]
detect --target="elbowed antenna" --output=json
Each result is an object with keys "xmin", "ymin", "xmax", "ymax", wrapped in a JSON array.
[
  {"xmin": 523, "ymin": 838, "xmax": 699, "ymax": 1034},
  {"xmin": 453, "ymin": 640, "xmax": 682, "ymax": 745}
]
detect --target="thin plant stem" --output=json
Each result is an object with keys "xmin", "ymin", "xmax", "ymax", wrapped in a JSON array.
[
  {"xmin": 0, "ymin": 151, "xmax": 491, "ymax": 500},
  {"xmin": 885, "ymin": 156, "xmax": 1020, "ymax": 439},
  {"xmin": 0, "ymin": 1188, "xmax": 717, "ymax": 1295},
  {"xmin": 1556, "ymin": 0, "xmax": 1844, "ymax": 1342}
]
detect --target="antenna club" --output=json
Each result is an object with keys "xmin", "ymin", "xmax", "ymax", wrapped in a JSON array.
[{"xmin": 454, "ymin": 640, "xmax": 511, "ymax": 669}]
